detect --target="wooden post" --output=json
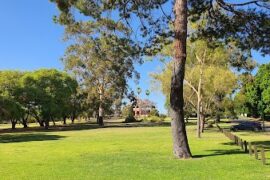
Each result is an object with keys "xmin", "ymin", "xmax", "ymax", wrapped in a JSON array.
[
  {"xmin": 243, "ymin": 141, "xmax": 248, "ymax": 153},
  {"xmin": 230, "ymin": 133, "xmax": 234, "ymax": 141},
  {"xmin": 240, "ymin": 139, "xmax": 243, "ymax": 149},
  {"xmin": 237, "ymin": 137, "xmax": 241, "ymax": 146},
  {"xmin": 248, "ymin": 142, "xmax": 252, "ymax": 156},
  {"xmin": 254, "ymin": 145, "xmax": 258, "ymax": 159},
  {"xmin": 261, "ymin": 147, "xmax": 266, "ymax": 165}
]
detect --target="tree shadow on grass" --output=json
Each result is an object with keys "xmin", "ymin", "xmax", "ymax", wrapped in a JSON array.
[
  {"xmin": 0, "ymin": 133, "xmax": 65, "ymax": 143},
  {"xmin": 251, "ymin": 141, "xmax": 270, "ymax": 149},
  {"xmin": 193, "ymin": 149, "xmax": 246, "ymax": 158},
  {"xmin": 0, "ymin": 121, "xmax": 172, "ymax": 134},
  {"xmin": 220, "ymin": 140, "xmax": 270, "ymax": 163}
]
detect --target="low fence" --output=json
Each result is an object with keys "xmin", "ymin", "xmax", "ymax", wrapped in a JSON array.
[{"xmin": 216, "ymin": 124, "xmax": 267, "ymax": 165}]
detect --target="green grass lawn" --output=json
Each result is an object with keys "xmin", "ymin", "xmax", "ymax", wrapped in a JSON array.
[{"xmin": 0, "ymin": 123, "xmax": 269, "ymax": 180}]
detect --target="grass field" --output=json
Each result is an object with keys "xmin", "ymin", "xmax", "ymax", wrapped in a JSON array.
[{"xmin": 0, "ymin": 122, "xmax": 269, "ymax": 180}]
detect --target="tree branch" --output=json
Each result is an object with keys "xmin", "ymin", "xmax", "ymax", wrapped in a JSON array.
[{"xmin": 184, "ymin": 79, "xmax": 198, "ymax": 95}]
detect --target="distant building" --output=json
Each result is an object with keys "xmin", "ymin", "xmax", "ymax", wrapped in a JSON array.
[{"xmin": 133, "ymin": 98, "xmax": 155, "ymax": 117}]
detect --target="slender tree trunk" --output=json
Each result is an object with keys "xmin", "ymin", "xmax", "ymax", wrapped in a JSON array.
[
  {"xmin": 63, "ymin": 116, "xmax": 67, "ymax": 125},
  {"xmin": 197, "ymin": 97, "xmax": 201, "ymax": 138},
  {"xmin": 22, "ymin": 119, "xmax": 28, "ymax": 128},
  {"xmin": 200, "ymin": 113, "xmax": 205, "ymax": 133},
  {"xmin": 11, "ymin": 120, "xmax": 16, "ymax": 129},
  {"xmin": 21, "ymin": 117, "xmax": 28, "ymax": 128},
  {"xmin": 170, "ymin": 0, "xmax": 192, "ymax": 159},
  {"xmin": 98, "ymin": 105, "xmax": 104, "ymax": 126},
  {"xmin": 44, "ymin": 119, "xmax": 49, "ymax": 130},
  {"xmin": 35, "ymin": 115, "xmax": 44, "ymax": 127},
  {"xmin": 98, "ymin": 88, "xmax": 104, "ymax": 126},
  {"xmin": 71, "ymin": 116, "xmax": 75, "ymax": 124},
  {"xmin": 215, "ymin": 114, "xmax": 221, "ymax": 123},
  {"xmin": 215, "ymin": 94, "xmax": 222, "ymax": 123},
  {"xmin": 196, "ymin": 56, "xmax": 203, "ymax": 138},
  {"xmin": 22, "ymin": 113, "xmax": 29, "ymax": 128},
  {"xmin": 38, "ymin": 120, "xmax": 44, "ymax": 127},
  {"xmin": 71, "ymin": 112, "xmax": 76, "ymax": 124}
]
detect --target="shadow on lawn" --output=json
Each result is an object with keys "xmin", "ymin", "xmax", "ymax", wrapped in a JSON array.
[
  {"xmin": 222, "ymin": 140, "xmax": 270, "ymax": 151},
  {"xmin": 193, "ymin": 149, "xmax": 246, "ymax": 158},
  {"xmin": 0, "ymin": 121, "xmax": 172, "ymax": 134},
  {"xmin": 0, "ymin": 133, "xmax": 65, "ymax": 143}
]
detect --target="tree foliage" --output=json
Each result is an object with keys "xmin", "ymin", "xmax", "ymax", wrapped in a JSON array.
[
  {"xmin": 245, "ymin": 63, "xmax": 270, "ymax": 118},
  {"xmin": 0, "ymin": 69, "xmax": 78, "ymax": 129}
]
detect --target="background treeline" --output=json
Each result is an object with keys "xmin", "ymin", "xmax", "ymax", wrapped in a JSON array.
[{"xmin": 0, "ymin": 69, "xmax": 86, "ymax": 129}]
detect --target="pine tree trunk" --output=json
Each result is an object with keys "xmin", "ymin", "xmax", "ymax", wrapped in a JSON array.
[{"xmin": 170, "ymin": 0, "xmax": 192, "ymax": 159}]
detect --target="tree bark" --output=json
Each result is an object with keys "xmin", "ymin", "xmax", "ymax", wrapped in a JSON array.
[
  {"xmin": 200, "ymin": 113, "xmax": 205, "ymax": 133},
  {"xmin": 197, "ymin": 97, "xmax": 201, "ymax": 138},
  {"xmin": 196, "ymin": 53, "xmax": 204, "ymax": 138},
  {"xmin": 170, "ymin": 0, "xmax": 192, "ymax": 159},
  {"xmin": 22, "ymin": 113, "xmax": 29, "ymax": 128},
  {"xmin": 22, "ymin": 120, "xmax": 28, "ymax": 128},
  {"xmin": 98, "ymin": 88, "xmax": 104, "ymax": 126},
  {"xmin": 71, "ymin": 112, "xmax": 76, "ymax": 124},
  {"xmin": 38, "ymin": 120, "xmax": 44, "ymax": 127},
  {"xmin": 22, "ymin": 118, "xmax": 28, "ymax": 128},
  {"xmin": 44, "ymin": 119, "xmax": 49, "ymax": 130},
  {"xmin": 63, "ymin": 116, "xmax": 67, "ymax": 125},
  {"xmin": 11, "ymin": 120, "xmax": 16, "ymax": 129},
  {"xmin": 215, "ymin": 114, "xmax": 221, "ymax": 123},
  {"xmin": 98, "ymin": 106, "xmax": 104, "ymax": 126}
]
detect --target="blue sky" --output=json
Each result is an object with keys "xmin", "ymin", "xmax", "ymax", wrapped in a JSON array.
[{"xmin": 0, "ymin": 1, "xmax": 269, "ymax": 114}]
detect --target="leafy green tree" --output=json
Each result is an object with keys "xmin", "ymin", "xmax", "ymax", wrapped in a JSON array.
[
  {"xmin": 245, "ymin": 63, "xmax": 270, "ymax": 120},
  {"xmin": 0, "ymin": 71, "xmax": 26, "ymax": 129},
  {"xmin": 0, "ymin": 96, "xmax": 24, "ymax": 129},
  {"xmin": 51, "ymin": 0, "xmax": 269, "ymax": 159},
  {"xmin": 149, "ymin": 108, "xmax": 159, "ymax": 117},
  {"xmin": 57, "ymin": 16, "xmax": 140, "ymax": 126},
  {"xmin": 152, "ymin": 40, "xmax": 237, "ymax": 137},
  {"xmin": 21, "ymin": 69, "xmax": 77, "ymax": 129}
]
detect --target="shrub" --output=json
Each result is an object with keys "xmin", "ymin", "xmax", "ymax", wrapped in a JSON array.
[
  {"xmin": 149, "ymin": 108, "xmax": 159, "ymax": 117},
  {"xmin": 144, "ymin": 115, "xmax": 165, "ymax": 123},
  {"xmin": 124, "ymin": 115, "xmax": 137, "ymax": 123}
]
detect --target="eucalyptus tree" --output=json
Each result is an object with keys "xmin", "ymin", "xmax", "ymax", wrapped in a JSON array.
[
  {"xmin": 52, "ymin": 6, "xmax": 140, "ymax": 126},
  {"xmin": 152, "ymin": 40, "xmax": 237, "ymax": 137},
  {"xmin": 51, "ymin": 0, "xmax": 269, "ymax": 159}
]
